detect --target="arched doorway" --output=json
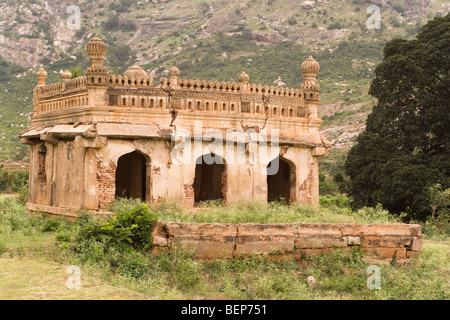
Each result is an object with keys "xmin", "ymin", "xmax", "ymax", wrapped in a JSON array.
[
  {"xmin": 267, "ymin": 157, "xmax": 295, "ymax": 203},
  {"xmin": 115, "ymin": 151, "xmax": 148, "ymax": 201},
  {"xmin": 193, "ymin": 154, "xmax": 226, "ymax": 204}
]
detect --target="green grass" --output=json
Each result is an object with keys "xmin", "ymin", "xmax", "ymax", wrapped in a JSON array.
[
  {"xmin": 150, "ymin": 197, "xmax": 403, "ymax": 225},
  {"xmin": 0, "ymin": 196, "xmax": 448, "ymax": 300}
]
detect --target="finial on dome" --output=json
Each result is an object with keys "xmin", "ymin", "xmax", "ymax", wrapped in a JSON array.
[
  {"xmin": 36, "ymin": 67, "xmax": 47, "ymax": 86},
  {"xmin": 169, "ymin": 66, "xmax": 180, "ymax": 78},
  {"xmin": 168, "ymin": 67, "xmax": 180, "ymax": 88},
  {"xmin": 301, "ymin": 55, "xmax": 320, "ymax": 84},
  {"xmin": 238, "ymin": 71, "xmax": 249, "ymax": 83},
  {"xmin": 86, "ymin": 37, "xmax": 107, "ymax": 70},
  {"xmin": 61, "ymin": 70, "xmax": 72, "ymax": 80}
]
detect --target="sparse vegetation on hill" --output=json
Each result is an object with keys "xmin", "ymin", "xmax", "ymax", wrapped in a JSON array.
[{"xmin": 0, "ymin": 0, "xmax": 449, "ymax": 162}]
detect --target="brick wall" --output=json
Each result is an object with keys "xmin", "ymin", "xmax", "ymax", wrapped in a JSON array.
[
  {"xmin": 152, "ymin": 222, "xmax": 423, "ymax": 264},
  {"xmin": 97, "ymin": 160, "xmax": 116, "ymax": 209}
]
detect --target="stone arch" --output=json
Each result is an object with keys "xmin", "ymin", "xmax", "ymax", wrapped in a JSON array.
[
  {"xmin": 267, "ymin": 156, "xmax": 296, "ymax": 203},
  {"xmin": 115, "ymin": 150, "xmax": 150, "ymax": 202},
  {"xmin": 193, "ymin": 153, "xmax": 226, "ymax": 204}
]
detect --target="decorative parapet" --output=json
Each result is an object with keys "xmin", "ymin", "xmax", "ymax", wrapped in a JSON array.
[
  {"xmin": 34, "ymin": 76, "xmax": 88, "ymax": 114},
  {"xmin": 32, "ymin": 37, "xmax": 321, "ymax": 121},
  {"xmin": 109, "ymin": 74, "xmax": 154, "ymax": 87}
]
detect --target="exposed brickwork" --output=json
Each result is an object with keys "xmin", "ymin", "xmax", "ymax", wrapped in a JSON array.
[
  {"xmin": 297, "ymin": 168, "xmax": 313, "ymax": 204},
  {"xmin": 97, "ymin": 160, "xmax": 116, "ymax": 209},
  {"xmin": 183, "ymin": 184, "xmax": 194, "ymax": 208},
  {"xmin": 221, "ymin": 166, "xmax": 228, "ymax": 202}
]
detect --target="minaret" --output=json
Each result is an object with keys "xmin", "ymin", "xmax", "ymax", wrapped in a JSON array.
[
  {"xmin": 86, "ymin": 37, "xmax": 108, "ymax": 106},
  {"xmin": 300, "ymin": 55, "xmax": 320, "ymax": 118}
]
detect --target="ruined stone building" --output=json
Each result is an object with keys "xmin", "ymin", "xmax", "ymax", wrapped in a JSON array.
[{"xmin": 20, "ymin": 37, "xmax": 330, "ymax": 218}]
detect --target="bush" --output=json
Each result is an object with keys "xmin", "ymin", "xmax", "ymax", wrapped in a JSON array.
[
  {"xmin": 320, "ymin": 195, "xmax": 350, "ymax": 207},
  {"xmin": 104, "ymin": 199, "xmax": 158, "ymax": 250},
  {"xmin": 0, "ymin": 167, "xmax": 28, "ymax": 194},
  {"xmin": 287, "ymin": 17, "xmax": 297, "ymax": 25},
  {"xmin": 69, "ymin": 198, "xmax": 158, "ymax": 266},
  {"xmin": 327, "ymin": 21, "xmax": 343, "ymax": 30},
  {"xmin": 352, "ymin": 204, "xmax": 403, "ymax": 224},
  {"xmin": 55, "ymin": 232, "xmax": 71, "ymax": 243},
  {"xmin": 41, "ymin": 218, "xmax": 62, "ymax": 232}
]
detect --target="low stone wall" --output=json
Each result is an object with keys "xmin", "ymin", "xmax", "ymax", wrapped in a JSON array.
[{"xmin": 151, "ymin": 222, "xmax": 423, "ymax": 263}]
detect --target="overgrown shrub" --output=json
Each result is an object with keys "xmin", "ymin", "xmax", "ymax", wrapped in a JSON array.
[
  {"xmin": 0, "ymin": 167, "xmax": 28, "ymax": 194},
  {"xmin": 41, "ymin": 218, "xmax": 62, "ymax": 232},
  {"xmin": 65, "ymin": 198, "xmax": 158, "ymax": 272},
  {"xmin": 320, "ymin": 195, "xmax": 350, "ymax": 207},
  {"xmin": 106, "ymin": 198, "xmax": 158, "ymax": 250}
]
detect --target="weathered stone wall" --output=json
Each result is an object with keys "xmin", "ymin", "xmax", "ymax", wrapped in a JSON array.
[
  {"xmin": 22, "ymin": 38, "xmax": 330, "ymax": 218},
  {"xmin": 152, "ymin": 222, "xmax": 423, "ymax": 263}
]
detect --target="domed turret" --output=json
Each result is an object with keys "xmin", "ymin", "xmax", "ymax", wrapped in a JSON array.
[
  {"xmin": 301, "ymin": 55, "xmax": 320, "ymax": 84},
  {"xmin": 238, "ymin": 71, "xmax": 249, "ymax": 83},
  {"xmin": 61, "ymin": 70, "xmax": 72, "ymax": 80},
  {"xmin": 86, "ymin": 37, "xmax": 107, "ymax": 71},
  {"xmin": 168, "ymin": 67, "xmax": 180, "ymax": 88},
  {"xmin": 124, "ymin": 65, "xmax": 149, "ymax": 79},
  {"xmin": 169, "ymin": 67, "xmax": 180, "ymax": 78}
]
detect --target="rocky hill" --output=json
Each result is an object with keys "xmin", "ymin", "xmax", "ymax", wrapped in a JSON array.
[{"xmin": 0, "ymin": 0, "xmax": 448, "ymax": 166}]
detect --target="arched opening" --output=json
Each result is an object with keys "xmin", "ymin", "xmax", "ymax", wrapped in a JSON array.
[
  {"xmin": 115, "ymin": 151, "xmax": 148, "ymax": 201},
  {"xmin": 267, "ymin": 157, "xmax": 295, "ymax": 203},
  {"xmin": 193, "ymin": 154, "xmax": 226, "ymax": 204}
]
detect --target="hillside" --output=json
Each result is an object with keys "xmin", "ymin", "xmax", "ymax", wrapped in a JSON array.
[{"xmin": 0, "ymin": 0, "xmax": 448, "ymax": 165}]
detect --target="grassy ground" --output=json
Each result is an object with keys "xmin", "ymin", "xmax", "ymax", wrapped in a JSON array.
[
  {"xmin": 0, "ymin": 196, "xmax": 448, "ymax": 300},
  {"xmin": 152, "ymin": 197, "xmax": 402, "ymax": 224}
]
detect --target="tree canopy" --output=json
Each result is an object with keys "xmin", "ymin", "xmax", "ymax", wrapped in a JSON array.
[{"xmin": 345, "ymin": 14, "xmax": 450, "ymax": 220}]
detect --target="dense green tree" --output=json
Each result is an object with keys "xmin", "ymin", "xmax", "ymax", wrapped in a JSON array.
[{"xmin": 345, "ymin": 14, "xmax": 450, "ymax": 220}]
